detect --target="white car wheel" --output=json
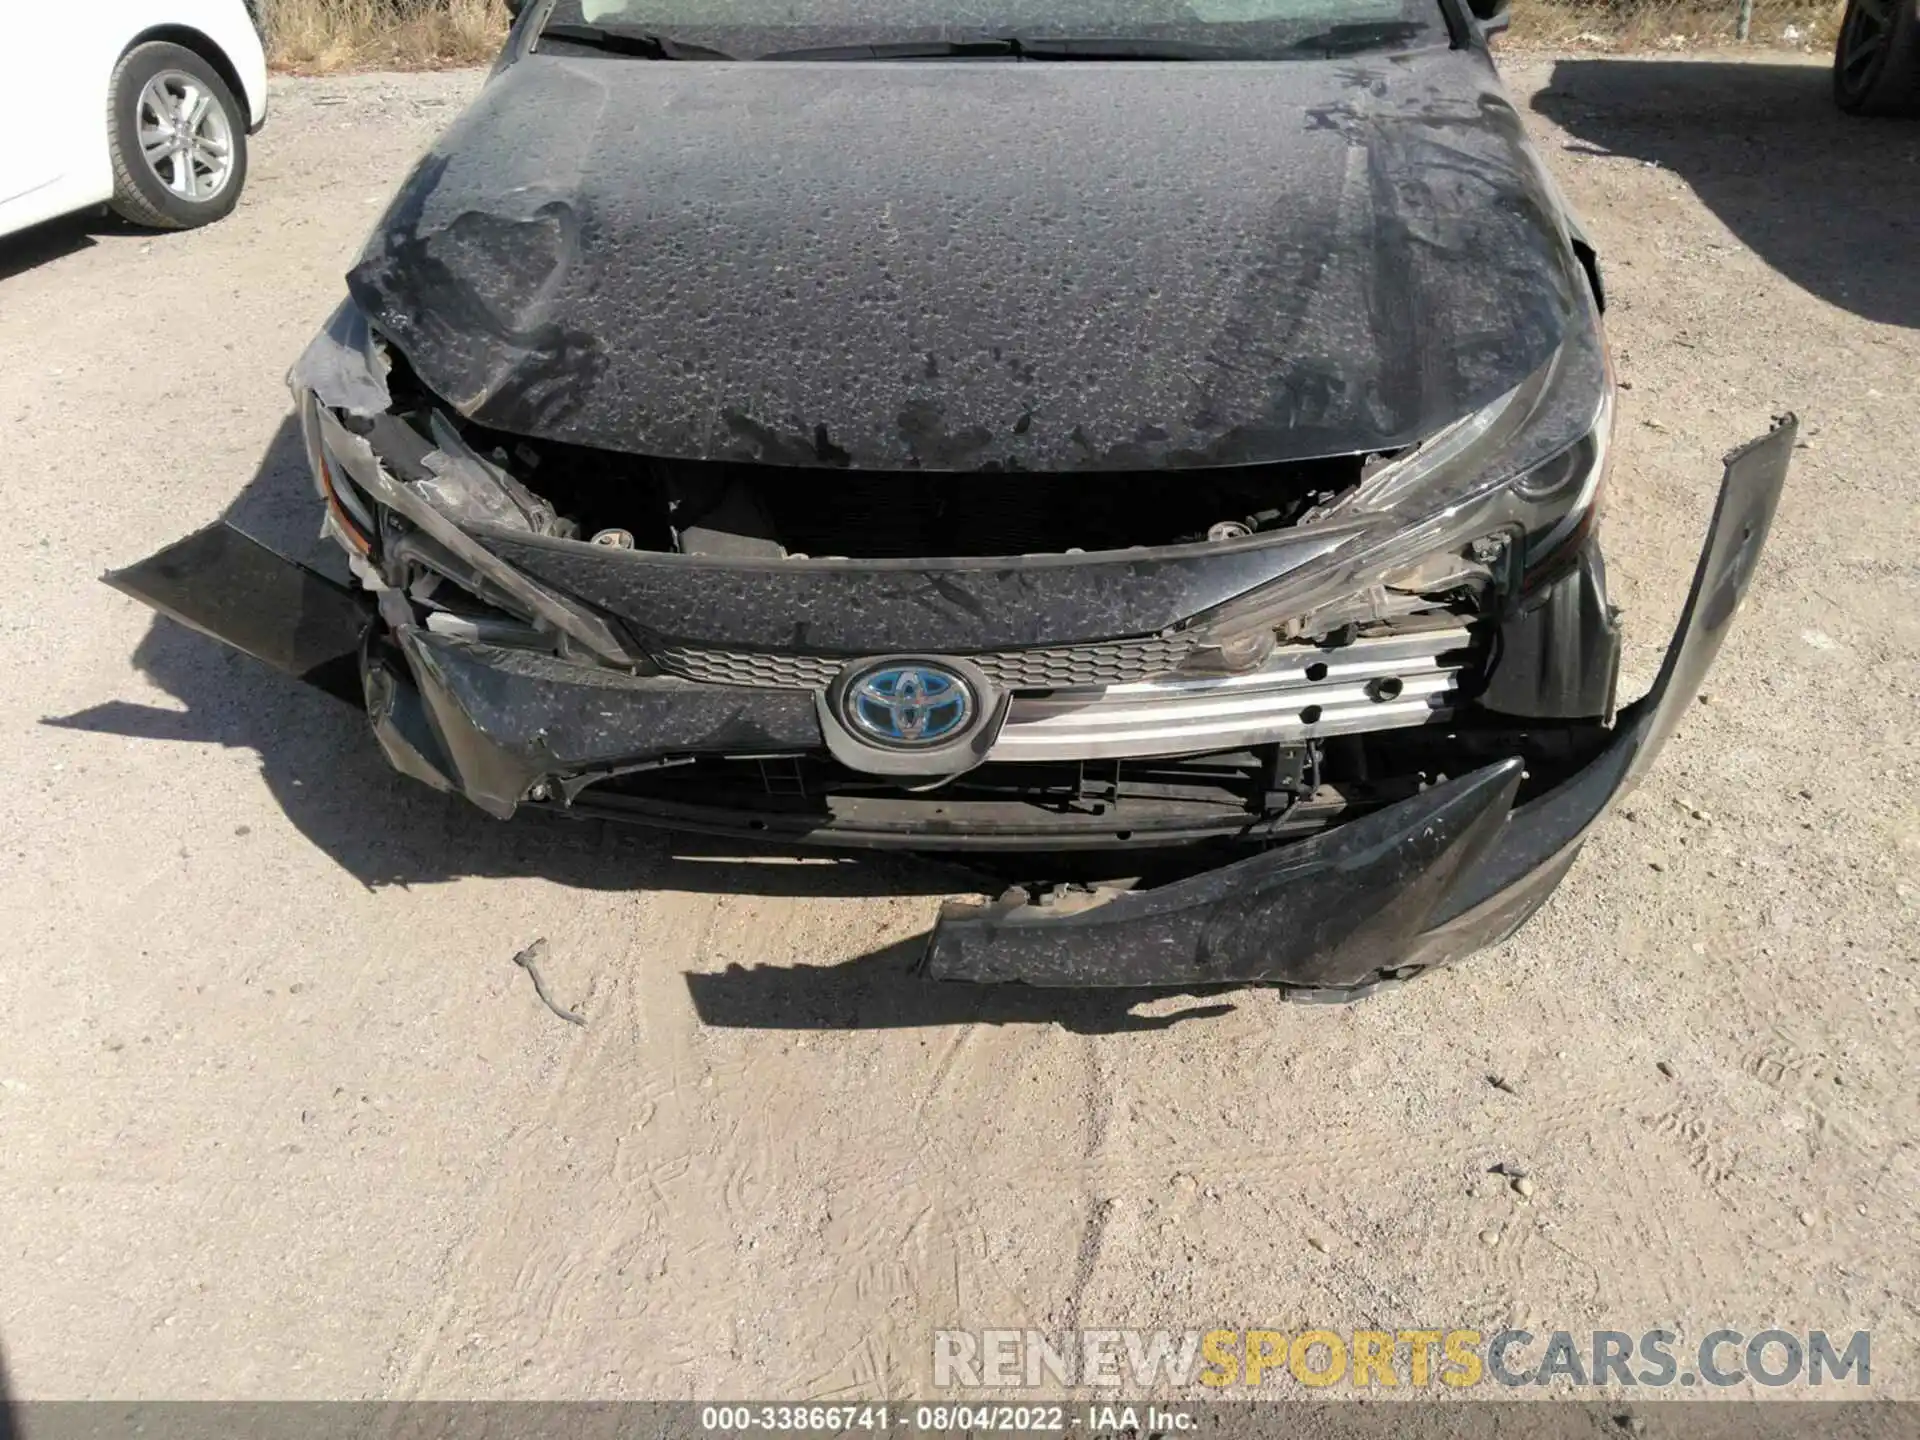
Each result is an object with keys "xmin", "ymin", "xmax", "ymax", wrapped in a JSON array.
[{"xmin": 107, "ymin": 41, "xmax": 250, "ymax": 230}]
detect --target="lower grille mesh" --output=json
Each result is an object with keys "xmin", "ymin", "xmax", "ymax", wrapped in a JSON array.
[{"xmin": 651, "ymin": 635, "xmax": 1200, "ymax": 691}]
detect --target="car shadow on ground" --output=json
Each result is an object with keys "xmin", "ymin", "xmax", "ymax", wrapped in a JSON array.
[
  {"xmin": 0, "ymin": 209, "xmax": 165, "ymax": 283},
  {"xmin": 1532, "ymin": 58, "xmax": 1920, "ymax": 330},
  {"xmin": 47, "ymin": 415, "xmax": 1247, "ymax": 1031},
  {"xmin": 0, "ymin": 213, "xmax": 100, "ymax": 282},
  {"xmin": 686, "ymin": 941, "xmax": 1243, "ymax": 1034}
]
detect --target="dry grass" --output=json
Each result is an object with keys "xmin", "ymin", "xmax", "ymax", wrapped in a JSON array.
[
  {"xmin": 1505, "ymin": 0, "xmax": 1846, "ymax": 49},
  {"xmin": 256, "ymin": 0, "xmax": 1842, "ymax": 73},
  {"xmin": 261, "ymin": 0, "xmax": 510, "ymax": 72}
]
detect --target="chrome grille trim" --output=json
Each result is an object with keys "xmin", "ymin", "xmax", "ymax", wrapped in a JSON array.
[
  {"xmin": 986, "ymin": 627, "xmax": 1477, "ymax": 762},
  {"xmin": 651, "ymin": 634, "xmax": 1199, "ymax": 690}
]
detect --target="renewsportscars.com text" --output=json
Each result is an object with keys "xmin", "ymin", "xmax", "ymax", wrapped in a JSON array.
[{"xmin": 933, "ymin": 1328, "xmax": 1871, "ymax": 1390}]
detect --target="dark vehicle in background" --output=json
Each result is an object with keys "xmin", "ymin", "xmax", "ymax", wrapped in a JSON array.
[
  {"xmin": 1834, "ymin": 0, "xmax": 1920, "ymax": 112},
  {"xmin": 110, "ymin": 0, "xmax": 1793, "ymax": 998}
]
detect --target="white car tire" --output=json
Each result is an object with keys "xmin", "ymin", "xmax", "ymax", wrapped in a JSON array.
[{"xmin": 107, "ymin": 41, "xmax": 250, "ymax": 230}]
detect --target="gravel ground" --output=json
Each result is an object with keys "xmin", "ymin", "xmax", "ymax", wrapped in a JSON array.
[{"xmin": 1, "ymin": 51, "xmax": 1915, "ymax": 1401}]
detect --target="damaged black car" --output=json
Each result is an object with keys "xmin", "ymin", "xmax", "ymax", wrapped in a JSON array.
[{"xmin": 109, "ymin": 0, "xmax": 1794, "ymax": 998}]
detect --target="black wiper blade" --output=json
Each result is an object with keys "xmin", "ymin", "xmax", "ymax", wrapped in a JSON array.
[
  {"xmin": 761, "ymin": 39, "xmax": 1020, "ymax": 60},
  {"xmin": 537, "ymin": 22, "xmax": 734, "ymax": 59},
  {"xmin": 765, "ymin": 28, "xmax": 1430, "ymax": 62},
  {"xmin": 764, "ymin": 36, "xmax": 1239, "ymax": 60},
  {"xmin": 1277, "ymin": 20, "xmax": 1430, "ymax": 54},
  {"xmin": 998, "ymin": 36, "xmax": 1247, "ymax": 59}
]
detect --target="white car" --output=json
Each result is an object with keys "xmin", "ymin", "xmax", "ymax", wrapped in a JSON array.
[{"xmin": 0, "ymin": 0, "xmax": 269, "ymax": 238}]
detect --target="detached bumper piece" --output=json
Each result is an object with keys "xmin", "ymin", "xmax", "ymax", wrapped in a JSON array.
[
  {"xmin": 925, "ymin": 416, "xmax": 1794, "ymax": 993},
  {"xmin": 928, "ymin": 759, "xmax": 1522, "ymax": 989},
  {"xmin": 102, "ymin": 524, "xmax": 374, "ymax": 703}
]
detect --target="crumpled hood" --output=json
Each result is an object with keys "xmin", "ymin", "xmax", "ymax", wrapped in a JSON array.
[{"xmin": 348, "ymin": 49, "xmax": 1585, "ymax": 472}]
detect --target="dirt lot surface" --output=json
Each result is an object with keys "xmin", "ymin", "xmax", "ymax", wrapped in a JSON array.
[{"xmin": 2, "ymin": 52, "xmax": 1916, "ymax": 1402}]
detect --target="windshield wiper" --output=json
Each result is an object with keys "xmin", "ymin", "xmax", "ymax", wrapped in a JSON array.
[
  {"xmin": 545, "ymin": 24, "xmax": 1429, "ymax": 63},
  {"xmin": 1004, "ymin": 36, "xmax": 1248, "ymax": 59},
  {"xmin": 763, "ymin": 28, "xmax": 1430, "ymax": 61},
  {"xmin": 1277, "ymin": 20, "xmax": 1430, "ymax": 54},
  {"xmin": 537, "ymin": 22, "xmax": 734, "ymax": 59},
  {"xmin": 762, "ymin": 35, "xmax": 1244, "ymax": 60},
  {"xmin": 760, "ymin": 39, "xmax": 1020, "ymax": 60}
]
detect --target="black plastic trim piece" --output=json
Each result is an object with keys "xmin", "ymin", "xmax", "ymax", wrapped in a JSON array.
[
  {"xmin": 102, "ymin": 522, "xmax": 373, "ymax": 704},
  {"xmin": 1477, "ymin": 534, "xmax": 1621, "ymax": 721},
  {"xmin": 479, "ymin": 525, "xmax": 1349, "ymax": 653}
]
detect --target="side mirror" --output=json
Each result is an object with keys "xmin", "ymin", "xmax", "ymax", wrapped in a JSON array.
[
  {"xmin": 505, "ymin": 0, "xmax": 528, "ymax": 15},
  {"xmin": 1467, "ymin": 0, "xmax": 1511, "ymax": 33}
]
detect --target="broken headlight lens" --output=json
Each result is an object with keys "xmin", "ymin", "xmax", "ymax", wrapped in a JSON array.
[
  {"xmin": 1334, "ymin": 321, "xmax": 1613, "ymax": 572},
  {"xmin": 300, "ymin": 389, "xmax": 378, "ymax": 556},
  {"xmin": 1186, "ymin": 324, "xmax": 1615, "ymax": 647}
]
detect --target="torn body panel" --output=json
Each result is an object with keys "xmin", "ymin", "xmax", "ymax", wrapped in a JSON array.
[
  {"xmin": 923, "ymin": 416, "xmax": 1795, "ymax": 990},
  {"xmin": 1476, "ymin": 538, "xmax": 1621, "ymax": 721},
  {"xmin": 289, "ymin": 299, "xmax": 393, "ymax": 420},
  {"xmin": 924, "ymin": 759, "xmax": 1523, "ymax": 987},
  {"xmin": 101, "ymin": 409, "xmax": 1790, "ymax": 989},
  {"xmin": 393, "ymin": 626, "xmax": 820, "ymax": 817}
]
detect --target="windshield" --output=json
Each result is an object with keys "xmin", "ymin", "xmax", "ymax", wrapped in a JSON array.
[{"xmin": 538, "ymin": 0, "xmax": 1449, "ymax": 59}]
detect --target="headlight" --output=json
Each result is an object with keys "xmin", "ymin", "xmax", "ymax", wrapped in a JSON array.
[
  {"xmin": 299, "ymin": 388, "xmax": 378, "ymax": 556},
  {"xmin": 1186, "ymin": 322, "xmax": 1614, "ymax": 649}
]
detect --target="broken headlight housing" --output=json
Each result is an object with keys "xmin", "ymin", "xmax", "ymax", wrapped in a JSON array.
[
  {"xmin": 300, "ymin": 388, "xmax": 380, "ymax": 560},
  {"xmin": 1185, "ymin": 323, "xmax": 1615, "ymax": 651}
]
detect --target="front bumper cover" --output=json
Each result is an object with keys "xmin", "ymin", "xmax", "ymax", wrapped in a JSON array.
[{"xmin": 103, "ymin": 418, "xmax": 1792, "ymax": 993}]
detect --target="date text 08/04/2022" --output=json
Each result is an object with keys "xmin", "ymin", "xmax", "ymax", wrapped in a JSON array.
[{"xmin": 699, "ymin": 1405, "xmax": 1193, "ymax": 1433}]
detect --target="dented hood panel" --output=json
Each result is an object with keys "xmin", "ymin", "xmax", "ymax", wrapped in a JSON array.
[{"xmin": 347, "ymin": 49, "xmax": 1585, "ymax": 471}]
